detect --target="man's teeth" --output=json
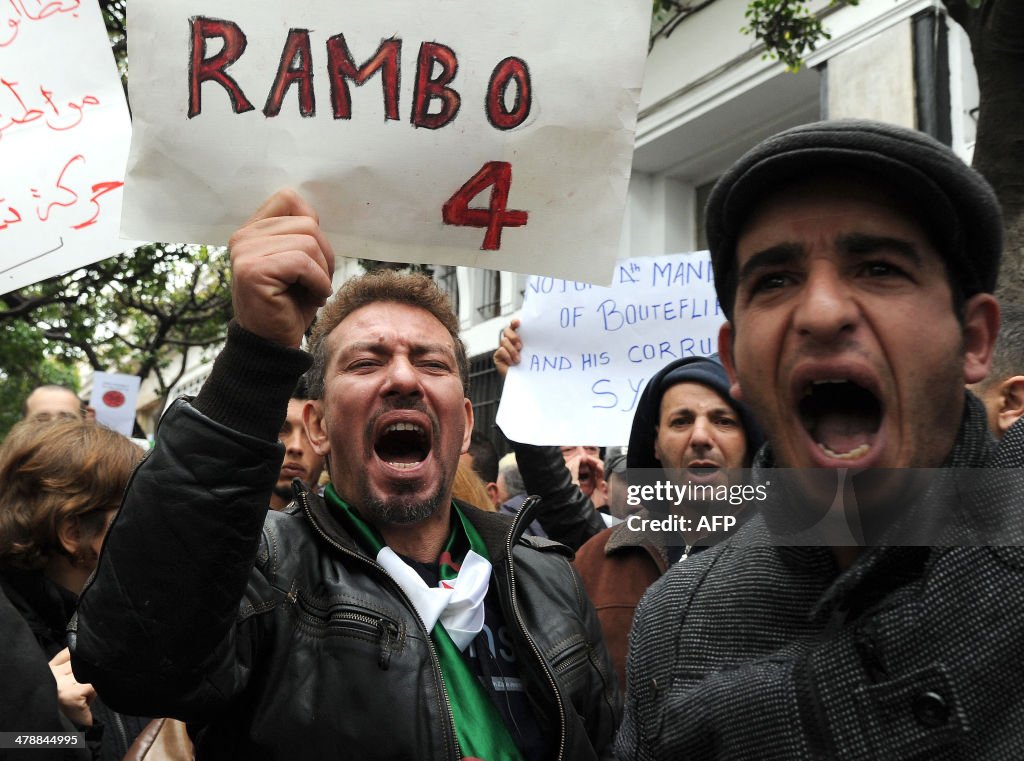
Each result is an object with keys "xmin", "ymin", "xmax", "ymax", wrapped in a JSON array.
[
  {"xmin": 385, "ymin": 422, "xmax": 425, "ymax": 434},
  {"xmin": 817, "ymin": 442, "xmax": 870, "ymax": 460},
  {"xmin": 386, "ymin": 461, "xmax": 422, "ymax": 469},
  {"xmin": 803, "ymin": 378, "xmax": 848, "ymax": 397}
]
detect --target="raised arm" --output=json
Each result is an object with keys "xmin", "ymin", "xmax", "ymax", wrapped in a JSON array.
[
  {"xmin": 493, "ymin": 320, "xmax": 607, "ymax": 550},
  {"xmin": 70, "ymin": 190, "xmax": 334, "ymax": 719}
]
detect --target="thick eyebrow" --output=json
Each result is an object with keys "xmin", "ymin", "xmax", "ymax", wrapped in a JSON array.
[
  {"xmin": 736, "ymin": 234, "xmax": 922, "ymax": 286},
  {"xmin": 665, "ymin": 405, "xmax": 736, "ymax": 419},
  {"xmin": 736, "ymin": 242, "xmax": 804, "ymax": 286},
  {"xmin": 837, "ymin": 233, "xmax": 922, "ymax": 265},
  {"xmin": 338, "ymin": 341, "xmax": 456, "ymax": 363}
]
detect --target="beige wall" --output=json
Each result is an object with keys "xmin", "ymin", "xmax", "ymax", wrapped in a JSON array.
[{"xmin": 827, "ymin": 20, "xmax": 916, "ymax": 128}]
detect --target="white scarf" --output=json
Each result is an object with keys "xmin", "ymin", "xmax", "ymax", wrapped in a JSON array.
[{"xmin": 376, "ymin": 547, "xmax": 491, "ymax": 651}]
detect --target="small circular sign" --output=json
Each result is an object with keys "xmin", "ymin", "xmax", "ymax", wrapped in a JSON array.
[{"xmin": 103, "ymin": 390, "xmax": 126, "ymax": 408}]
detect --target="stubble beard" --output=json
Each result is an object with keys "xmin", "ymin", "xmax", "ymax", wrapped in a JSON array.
[
  {"xmin": 359, "ymin": 473, "xmax": 449, "ymax": 526},
  {"xmin": 357, "ymin": 397, "xmax": 454, "ymax": 526}
]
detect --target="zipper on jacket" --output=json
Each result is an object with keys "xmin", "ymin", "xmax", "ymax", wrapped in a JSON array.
[
  {"xmin": 550, "ymin": 637, "xmax": 589, "ymax": 677},
  {"xmin": 112, "ymin": 709, "xmax": 129, "ymax": 756},
  {"xmin": 293, "ymin": 594, "xmax": 399, "ymax": 662},
  {"xmin": 298, "ymin": 489, "xmax": 461, "ymax": 761},
  {"xmin": 378, "ymin": 618, "xmax": 399, "ymax": 670},
  {"xmin": 505, "ymin": 495, "xmax": 568, "ymax": 761}
]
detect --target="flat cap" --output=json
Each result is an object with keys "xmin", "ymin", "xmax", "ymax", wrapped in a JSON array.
[{"xmin": 705, "ymin": 119, "xmax": 1003, "ymax": 318}]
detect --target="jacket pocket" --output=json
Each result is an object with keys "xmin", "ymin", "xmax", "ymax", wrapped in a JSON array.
[
  {"xmin": 293, "ymin": 593, "xmax": 405, "ymax": 669},
  {"xmin": 548, "ymin": 634, "xmax": 594, "ymax": 693}
]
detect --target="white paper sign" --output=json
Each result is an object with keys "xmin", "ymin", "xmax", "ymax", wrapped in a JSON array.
[
  {"xmin": 496, "ymin": 252, "xmax": 726, "ymax": 446},
  {"xmin": 121, "ymin": 0, "xmax": 649, "ymax": 284},
  {"xmin": 0, "ymin": 0, "xmax": 133, "ymax": 296},
  {"xmin": 90, "ymin": 371, "xmax": 141, "ymax": 437}
]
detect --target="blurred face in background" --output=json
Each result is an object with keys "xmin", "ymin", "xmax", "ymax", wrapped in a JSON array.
[{"xmin": 24, "ymin": 387, "xmax": 82, "ymax": 423}]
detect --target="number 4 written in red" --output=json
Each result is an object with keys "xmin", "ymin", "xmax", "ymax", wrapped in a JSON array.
[{"xmin": 442, "ymin": 161, "xmax": 527, "ymax": 251}]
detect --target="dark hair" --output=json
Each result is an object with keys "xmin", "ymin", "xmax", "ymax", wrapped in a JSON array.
[
  {"xmin": 307, "ymin": 270, "xmax": 469, "ymax": 399},
  {"xmin": 291, "ymin": 372, "xmax": 312, "ymax": 401},
  {"xmin": 0, "ymin": 420, "xmax": 143, "ymax": 570},
  {"xmin": 466, "ymin": 431, "xmax": 499, "ymax": 483}
]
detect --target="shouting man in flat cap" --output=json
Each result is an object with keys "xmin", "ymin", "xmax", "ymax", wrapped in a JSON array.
[{"xmin": 616, "ymin": 120, "xmax": 1024, "ymax": 760}]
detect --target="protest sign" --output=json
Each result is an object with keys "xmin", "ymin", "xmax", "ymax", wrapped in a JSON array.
[
  {"xmin": 121, "ymin": 0, "xmax": 649, "ymax": 284},
  {"xmin": 90, "ymin": 371, "xmax": 141, "ymax": 437},
  {"xmin": 0, "ymin": 0, "xmax": 133, "ymax": 296},
  {"xmin": 496, "ymin": 252, "xmax": 724, "ymax": 446}
]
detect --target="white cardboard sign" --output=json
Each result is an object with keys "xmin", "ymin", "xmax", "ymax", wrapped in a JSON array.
[
  {"xmin": 89, "ymin": 371, "xmax": 141, "ymax": 437},
  {"xmin": 121, "ymin": 0, "xmax": 649, "ymax": 284},
  {"xmin": 0, "ymin": 0, "xmax": 133, "ymax": 295},
  {"xmin": 496, "ymin": 252, "xmax": 725, "ymax": 446}
]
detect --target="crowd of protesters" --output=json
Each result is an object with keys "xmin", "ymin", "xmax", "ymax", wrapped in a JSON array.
[{"xmin": 2, "ymin": 119, "xmax": 1024, "ymax": 760}]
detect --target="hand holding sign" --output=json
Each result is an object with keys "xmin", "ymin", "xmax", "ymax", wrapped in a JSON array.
[
  {"xmin": 492, "ymin": 318, "xmax": 523, "ymax": 378},
  {"xmin": 229, "ymin": 189, "xmax": 336, "ymax": 348}
]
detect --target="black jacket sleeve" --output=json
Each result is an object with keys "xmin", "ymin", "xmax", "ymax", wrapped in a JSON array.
[
  {"xmin": 511, "ymin": 442, "xmax": 606, "ymax": 551},
  {"xmin": 69, "ymin": 324, "xmax": 310, "ymax": 720}
]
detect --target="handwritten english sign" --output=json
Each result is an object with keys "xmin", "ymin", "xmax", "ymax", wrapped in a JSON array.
[
  {"xmin": 0, "ymin": 0, "xmax": 134, "ymax": 296},
  {"xmin": 121, "ymin": 0, "xmax": 649, "ymax": 283},
  {"xmin": 496, "ymin": 252, "xmax": 725, "ymax": 446}
]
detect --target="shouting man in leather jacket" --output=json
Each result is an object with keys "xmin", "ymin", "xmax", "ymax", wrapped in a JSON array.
[{"xmin": 70, "ymin": 189, "xmax": 619, "ymax": 761}]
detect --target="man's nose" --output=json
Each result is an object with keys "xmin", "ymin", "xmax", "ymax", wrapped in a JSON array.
[
  {"xmin": 282, "ymin": 429, "xmax": 305, "ymax": 454},
  {"xmin": 690, "ymin": 417, "xmax": 714, "ymax": 451},
  {"xmin": 793, "ymin": 263, "xmax": 859, "ymax": 342},
  {"xmin": 382, "ymin": 356, "xmax": 422, "ymax": 396}
]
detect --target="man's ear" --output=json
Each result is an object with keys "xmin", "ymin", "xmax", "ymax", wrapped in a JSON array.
[
  {"xmin": 718, "ymin": 321, "xmax": 743, "ymax": 401},
  {"xmin": 303, "ymin": 400, "xmax": 331, "ymax": 457},
  {"xmin": 57, "ymin": 518, "xmax": 81, "ymax": 557},
  {"xmin": 485, "ymin": 482, "xmax": 500, "ymax": 505},
  {"xmin": 996, "ymin": 376, "xmax": 1024, "ymax": 436},
  {"xmin": 962, "ymin": 294, "xmax": 1000, "ymax": 384},
  {"xmin": 461, "ymin": 399, "xmax": 474, "ymax": 454}
]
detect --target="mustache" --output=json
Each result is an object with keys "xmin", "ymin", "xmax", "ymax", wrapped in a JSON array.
[{"xmin": 365, "ymin": 397, "xmax": 440, "ymax": 441}]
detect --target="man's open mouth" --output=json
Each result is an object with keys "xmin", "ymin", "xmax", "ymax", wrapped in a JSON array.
[
  {"xmin": 798, "ymin": 379, "xmax": 882, "ymax": 460},
  {"xmin": 374, "ymin": 422, "xmax": 430, "ymax": 470}
]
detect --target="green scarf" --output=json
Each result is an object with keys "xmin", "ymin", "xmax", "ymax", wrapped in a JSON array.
[{"xmin": 325, "ymin": 485, "xmax": 524, "ymax": 761}]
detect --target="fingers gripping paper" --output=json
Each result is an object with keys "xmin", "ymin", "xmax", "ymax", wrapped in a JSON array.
[{"xmin": 122, "ymin": 0, "xmax": 650, "ymax": 284}]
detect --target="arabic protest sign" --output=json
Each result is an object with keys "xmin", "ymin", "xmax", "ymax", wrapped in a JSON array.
[
  {"xmin": 496, "ymin": 252, "xmax": 724, "ymax": 446},
  {"xmin": 0, "ymin": 0, "xmax": 133, "ymax": 296},
  {"xmin": 122, "ymin": 0, "xmax": 649, "ymax": 284},
  {"xmin": 89, "ymin": 371, "xmax": 141, "ymax": 437}
]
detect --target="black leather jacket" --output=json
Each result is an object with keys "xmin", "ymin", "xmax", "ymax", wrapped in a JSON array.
[{"xmin": 71, "ymin": 400, "xmax": 619, "ymax": 760}]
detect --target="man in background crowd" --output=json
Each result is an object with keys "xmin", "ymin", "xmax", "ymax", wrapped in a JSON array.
[
  {"xmin": 270, "ymin": 376, "xmax": 325, "ymax": 510},
  {"xmin": 22, "ymin": 385, "xmax": 83, "ymax": 423},
  {"xmin": 574, "ymin": 355, "xmax": 762, "ymax": 688}
]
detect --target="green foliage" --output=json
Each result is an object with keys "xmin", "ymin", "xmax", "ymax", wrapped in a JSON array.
[
  {"xmin": 743, "ymin": 0, "xmax": 858, "ymax": 71},
  {"xmin": 651, "ymin": 0, "xmax": 859, "ymax": 71},
  {"xmin": 0, "ymin": 1, "xmax": 236, "ymax": 432},
  {"xmin": 0, "ymin": 323, "xmax": 78, "ymax": 439},
  {"xmin": 100, "ymin": 0, "xmax": 127, "ymax": 80},
  {"xmin": 0, "ymin": 244, "xmax": 232, "ymax": 430}
]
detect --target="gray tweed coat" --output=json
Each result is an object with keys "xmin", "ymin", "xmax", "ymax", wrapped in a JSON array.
[{"xmin": 615, "ymin": 394, "xmax": 1024, "ymax": 760}]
